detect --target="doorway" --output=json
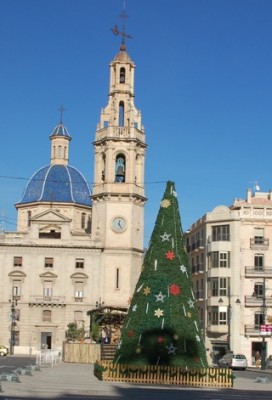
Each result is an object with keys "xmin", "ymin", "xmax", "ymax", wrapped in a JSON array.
[{"xmin": 41, "ymin": 332, "xmax": 52, "ymax": 350}]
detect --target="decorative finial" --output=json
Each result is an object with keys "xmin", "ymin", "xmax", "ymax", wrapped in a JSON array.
[
  {"xmin": 111, "ymin": 1, "xmax": 133, "ymax": 51},
  {"xmin": 58, "ymin": 104, "xmax": 66, "ymax": 124}
]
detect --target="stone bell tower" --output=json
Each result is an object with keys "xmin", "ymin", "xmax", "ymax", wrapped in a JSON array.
[{"xmin": 91, "ymin": 35, "xmax": 147, "ymax": 307}]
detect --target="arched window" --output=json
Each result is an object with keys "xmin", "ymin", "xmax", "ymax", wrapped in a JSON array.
[
  {"xmin": 115, "ymin": 155, "xmax": 125, "ymax": 182},
  {"xmin": 58, "ymin": 145, "xmax": 62, "ymax": 158},
  {"xmin": 120, "ymin": 67, "xmax": 125, "ymax": 83},
  {"xmin": 119, "ymin": 101, "xmax": 124, "ymax": 127}
]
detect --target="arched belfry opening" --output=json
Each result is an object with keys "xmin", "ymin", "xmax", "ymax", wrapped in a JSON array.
[
  {"xmin": 120, "ymin": 67, "xmax": 126, "ymax": 83},
  {"xmin": 115, "ymin": 154, "xmax": 126, "ymax": 182},
  {"xmin": 119, "ymin": 101, "xmax": 124, "ymax": 127}
]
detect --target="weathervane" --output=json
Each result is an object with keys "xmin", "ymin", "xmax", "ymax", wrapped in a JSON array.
[{"xmin": 111, "ymin": 1, "xmax": 133, "ymax": 49}]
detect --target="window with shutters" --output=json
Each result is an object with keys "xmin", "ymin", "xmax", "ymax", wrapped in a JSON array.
[
  {"xmin": 42, "ymin": 310, "xmax": 52, "ymax": 322},
  {"xmin": 74, "ymin": 281, "xmax": 84, "ymax": 302},
  {"xmin": 43, "ymin": 281, "xmax": 53, "ymax": 300},
  {"xmin": 13, "ymin": 257, "xmax": 23, "ymax": 267},
  {"xmin": 44, "ymin": 258, "xmax": 54, "ymax": 268}
]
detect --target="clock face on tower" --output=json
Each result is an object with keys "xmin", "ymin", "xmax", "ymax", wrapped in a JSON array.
[{"xmin": 111, "ymin": 217, "xmax": 127, "ymax": 233}]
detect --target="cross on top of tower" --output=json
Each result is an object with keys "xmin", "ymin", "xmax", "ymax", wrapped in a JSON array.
[
  {"xmin": 58, "ymin": 104, "xmax": 66, "ymax": 124},
  {"xmin": 111, "ymin": 1, "xmax": 133, "ymax": 51}
]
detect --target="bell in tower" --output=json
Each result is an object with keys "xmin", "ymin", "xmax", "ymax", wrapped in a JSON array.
[{"xmin": 115, "ymin": 155, "xmax": 125, "ymax": 182}]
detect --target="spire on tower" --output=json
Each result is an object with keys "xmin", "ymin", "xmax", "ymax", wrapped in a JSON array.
[{"xmin": 111, "ymin": 1, "xmax": 133, "ymax": 51}]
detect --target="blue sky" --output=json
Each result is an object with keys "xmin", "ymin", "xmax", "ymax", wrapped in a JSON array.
[{"xmin": 0, "ymin": 0, "xmax": 272, "ymax": 245}]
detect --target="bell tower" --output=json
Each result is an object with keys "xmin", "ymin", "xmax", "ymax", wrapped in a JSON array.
[{"xmin": 91, "ymin": 35, "xmax": 147, "ymax": 306}]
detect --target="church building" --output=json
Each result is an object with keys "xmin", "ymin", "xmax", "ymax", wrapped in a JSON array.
[{"xmin": 0, "ymin": 39, "xmax": 147, "ymax": 354}]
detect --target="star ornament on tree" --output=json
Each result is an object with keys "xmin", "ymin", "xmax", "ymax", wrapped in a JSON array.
[
  {"xmin": 169, "ymin": 283, "xmax": 181, "ymax": 296},
  {"xmin": 188, "ymin": 298, "xmax": 195, "ymax": 308},
  {"xmin": 160, "ymin": 232, "xmax": 171, "ymax": 242},
  {"xmin": 180, "ymin": 264, "xmax": 188, "ymax": 277},
  {"xmin": 143, "ymin": 286, "xmax": 151, "ymax": 296},
  {"xmin": 160, "ymin": 199, "xmax": 171, "ymax": 208},
  {"xmin": 165, "ymin": 250, "xmax": 175, "ymax": 260},
  {"xmin": 155, "ymin": 291, "xmax": 166, "ymax": 302},
  {"xmin": 166, "ymin": 343, "xmax": 177, "ymax": 355},
  {"xmin": 154, "ymin": 308, "xmax": 164, "ymax": 318}
]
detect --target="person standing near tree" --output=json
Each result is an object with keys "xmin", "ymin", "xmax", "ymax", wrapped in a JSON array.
[{"xmin": 255, "ymin": 350, "xmax": 261, "ymax": 367}]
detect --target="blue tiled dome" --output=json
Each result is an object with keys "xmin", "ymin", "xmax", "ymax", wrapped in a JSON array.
[
  {"xmin": 18, "ymin": 165, "xmax": 92, "ymax": 206},
  {"xmin": 50, "ymin": 123, "xmax": 71, "ymax": 138}
]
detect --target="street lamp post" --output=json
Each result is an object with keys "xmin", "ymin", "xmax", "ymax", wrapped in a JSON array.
[
  {"xmin": 9, "ymin": 296, "xmax": 17, "ymax": 355},
  {"xmin": 219, "ymin": 292, "xmax": 240, "ymax": 352},
  {"xmin": 261, "ymin": 277, "xmax": 266, "ymax": 370}
]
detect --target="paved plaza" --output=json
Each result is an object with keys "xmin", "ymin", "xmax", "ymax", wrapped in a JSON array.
[{"xmin": 0, "ymin": 361, "xmax": 272, "ymax": 399}]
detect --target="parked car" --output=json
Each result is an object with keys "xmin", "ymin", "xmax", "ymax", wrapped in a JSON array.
[
  {"xmin": 0, "ymin": 345, "xmax": 9, "ymax": 356},
  {"xmin": 218, "ymin": 353, "xmax": 247, "ymax": 370}
]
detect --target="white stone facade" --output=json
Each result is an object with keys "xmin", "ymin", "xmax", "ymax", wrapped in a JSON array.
[
  {"xmin": 185, "ymin": 189, "xmax": 272, "ymax": 366},
  {"xmin": 0, "ymin": 45, "xmax": 146, "ymax": 354}
]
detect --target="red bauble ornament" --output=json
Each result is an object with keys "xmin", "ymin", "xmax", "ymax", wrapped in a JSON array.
[
  {"xmin": 165, "ymin": 251, "xmax": 175, "ymax": 260},
  {"xmin": 169, "ymin": 283, "xmax": 181, "ymax": 296}
]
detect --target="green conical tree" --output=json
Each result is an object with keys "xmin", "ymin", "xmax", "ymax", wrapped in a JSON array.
[{"xmin": 113, "ymin": 181, "xmax": 207, "ymax": 368}]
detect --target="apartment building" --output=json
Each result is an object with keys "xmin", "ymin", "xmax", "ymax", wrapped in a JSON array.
[{"xmin": 185, "ymin": 188, "xmax": 272, "ymax": 366}]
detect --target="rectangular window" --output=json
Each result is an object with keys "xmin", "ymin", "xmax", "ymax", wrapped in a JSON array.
[
  {"xmin": 219, "ymin": 252, "xmax": 229, "ymax": 268},
  {"xmin": 212, "ymin": 225, "xmax": 230, "ymax": 241},
  {"xmin": 13, "ymin": 257, "xmax": 23, "ymax": 267},
  {"xmin": 81, "ymin": 213, "xmax": 86, "ymax": 229},
  {"xmin": 28, "ymin": 211, "xmax": 31, "ymax": 227},
  {"xmin": 210, "ymin": 279, "xmax": 218, "ymax": 296},
  {"xmin": 75, "ymin": 258, "xmax": 84, "ymax": 269},
  {"xmin": 208, "ymin": 308, "xmax": 218, "ymax": 325},
  {"xmin": 255, "ymin": 313, "xmax": 265, "ymax": 329},
  {"xmin": 75, "ymin": 281, "xmax": 84, "ymax": 301},
  {"xmin": 210, "ymin": 252, "xmax": 229, "ymax": 268},
  {"xmin": 44, "ymin": 258, "xmax": 54, "ymax": 268},
  {"xmin": 254, "ymin": 228, "xmax": 264, "ymax": 244},
  {"xmin": 219, "ymin": 311, "xmax": 227, "ymax": 325},
  {"xmin": 116, "ymin": 268, "xmax": 120, "ymax": 289},
  {"xmin": 210, "ymin": 252, "xmax": 219, "ymax": 268},
  {"xmin": 219, "ymin": 278, "xmax": 227, "ymax": 296},
  {"xmin": 255, "ymin": 254, "xmax": 264, "ymax": 270},
  {"xmin": 13, "ymin": 280, "xmax": 21, "ymax": 299},
  {"xmin": 42, "ymin": 310, "xmax": 52, "ymax": 322},
  {"xmin": 43, "ymin": 281, "xmax": 53, "ymax": 299},
  {"xmin": 254, "ymin": 283, "xmax": 264, "ymax": 298},
  {"xmin": 74, "ymin": 310, "xmax": 83, "ymax": 321}
]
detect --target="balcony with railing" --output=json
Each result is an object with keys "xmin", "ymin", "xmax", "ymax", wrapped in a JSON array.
[
  {"xmin": 245, "ymin": 266, "xmax": 272, "ymax": 277},
  {"xmin": 186, "ymin": 239, "xmax": 204, "ymax": 254},
  {"xmin": 96, "ymin": 126, "xmax": 145, "ymax": 142},
  {"xmin": 192, "ymin": 263, "xmax": 204, "ymax": 274},
  {"xmin": 29, "ymin": 295, "xmax": 66, "ymax": 307},
  {"xmin": 250, "ymin": 237, "xmax": 269, "ymax": 250},
  {"xmin": 206, "ymin": 323, "xmax": 228, "ymax": 334},
  {"xmin": 245, "ymin": 295, "xmax": 272, "ymax": 307},
  {"xmin": 245, "ymin": 325, "xmax": 264, "ymax": 337},
  {"xmin": 195, "ymin": 290, "xmax": 204, "ymax": 301}
]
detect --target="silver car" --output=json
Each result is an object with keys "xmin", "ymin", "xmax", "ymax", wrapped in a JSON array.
[{"xmin": 218, "ymin": 353, "xmax": 247, "ymax": 370}]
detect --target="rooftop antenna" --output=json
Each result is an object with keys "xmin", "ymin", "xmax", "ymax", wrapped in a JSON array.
[
  {"xmin": 111, "ymin": 1, "xmax": 133, "ymax": 50},
  {"xmin": 58, "ymin": 104, "xmax": 66, "ymax": 124}
]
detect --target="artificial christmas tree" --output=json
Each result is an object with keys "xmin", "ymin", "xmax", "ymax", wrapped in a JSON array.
[{"xmin": 113, "ymin": 181, "xmax": 208, "ymax": 368}]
